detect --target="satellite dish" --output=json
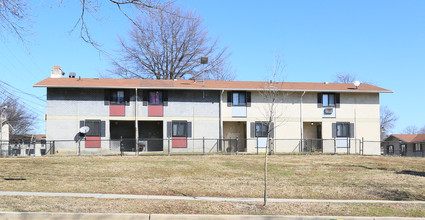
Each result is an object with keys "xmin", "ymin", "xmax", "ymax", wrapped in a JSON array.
[
  {"xmin": 79, "ymin": 126, "xmax": 90, "ymax": 134},
  {"xmin": 353, "ymin": 80, "xmax": 361, "ymax": 88}
]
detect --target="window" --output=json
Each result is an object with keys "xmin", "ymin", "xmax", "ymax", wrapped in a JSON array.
[
  {"xmin": 414, "ymin": 143, "xmax": 422, "ymax": 152},
  {"xmin": 85, "ymin": 120, "xmax": 101, "ymax": 137},
  {"xmin": 149, "ymin": 91, "xmax": 162, "ymax": 105},
  {"xmin": 232, "ymin": 92, "xmax": 246, "ymax": 106},
  {"xmin": 401, "ymin": 144, "xmax": 407, "ymax": 155},
  {"xmin": 336, "ymin": 123, "xmax": 350, "ymax": 137},
  {"xmin": 387, "ymin": 145, "xmax": 394, "ymax": 154},
  {"xmin": 255, "ymin": 122, "xmax": 268, "ymax": 137},
  {"xmin": 110, "ymin": 90, "xmax": 125, "ymax": 105},
  {"xmin": 323, "ymin": 93, "xmax": 335, "ymax": 107},
  {"xmin": 172, "ymin": 121, "xmax": 187, "ymax": 137}
]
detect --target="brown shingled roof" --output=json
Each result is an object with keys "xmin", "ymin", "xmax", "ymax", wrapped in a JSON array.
[
  {"xmin": 389, "ymin": 134, "xmax": 425, "ymax": 143},
  {"xmin": 34, "ymin": 78, "xmax": 392, "ymax": 93}
]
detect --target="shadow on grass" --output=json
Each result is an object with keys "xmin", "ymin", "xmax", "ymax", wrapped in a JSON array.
[{"xmin": 396, "ymin": 170, "xmax": 425, "ymax": 177}]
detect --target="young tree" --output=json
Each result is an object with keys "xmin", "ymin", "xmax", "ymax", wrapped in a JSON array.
[
  {"xmin": 110, "ymin": 4, "xmax": 233, "ymax": 80},
  {"xmin": 380, "ymin": 105, "xmax": 398, "ymax": 139},
  {"xmin": 260, "ymin": 53, "xmax": 286, "ymax": 206}
]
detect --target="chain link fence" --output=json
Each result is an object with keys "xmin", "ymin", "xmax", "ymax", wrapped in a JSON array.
[{"xmin": 1, "ymin": 137, "xmax": 423, "ymax": 157}]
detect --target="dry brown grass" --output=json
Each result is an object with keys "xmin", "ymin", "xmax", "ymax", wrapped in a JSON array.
[
  {"xmin": 0, "ymin": 155, "xmax": 424, "ymax": 201},
  {"xmin": 0, "ymin": 196, "xmax": 424, "ymax": 217}
]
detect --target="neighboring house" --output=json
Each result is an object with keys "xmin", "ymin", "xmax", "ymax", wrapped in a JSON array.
[
  {"xmin": 0, "ymin": 119, "xmax": 11, "ymax": 156},
  {"xmin": 34, "ymin": 66, "xmax": 392, "ymax": 155},
  {"xmin": 9, "ymin": 134, "xmax": 48, "ymax": 156},
  {"xmin": 382, "ymin": 134, "xmax": 425, "ymax": 157}
]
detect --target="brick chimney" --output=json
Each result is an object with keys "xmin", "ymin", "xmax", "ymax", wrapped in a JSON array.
[{"xmin": 51, "ymin": 66, "xmax": 64, "ymax": 78}]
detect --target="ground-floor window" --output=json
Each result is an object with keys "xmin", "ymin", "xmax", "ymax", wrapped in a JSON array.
[
  {"xmin": 336, "ymin": 122, "xmax": 350, "ymax": 137},
  {"xmin": 387, "ymin": 145, "xmax": 394, "ymax": 154},
  {"xmin": 172, "ymin": 121, "xmax": 188, "ymax": 137}
]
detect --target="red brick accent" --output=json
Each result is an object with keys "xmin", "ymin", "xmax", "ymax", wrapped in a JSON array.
[
  {"xmin": 110, "ymin": 105, "xmax": 125, "ymax": 116},
  {"xmin": 148, "ymin": 105, "xmax": 163, "ymax": 117},
  {"xmin": 86, "ymin": 136, "xmax": 101, "ymax": 148},
  {"xmin": 172, "ymin": 137, "xmax": 187, "ymax": 148}
]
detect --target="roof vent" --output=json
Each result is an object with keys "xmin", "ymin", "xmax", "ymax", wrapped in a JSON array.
[
  {"xmin": 324, "ymin": 82, "xmax": 329, "ymax": 84},
  {"xmin": 69, "ymin": 72, "xmax": 76, "ymax": 78}
]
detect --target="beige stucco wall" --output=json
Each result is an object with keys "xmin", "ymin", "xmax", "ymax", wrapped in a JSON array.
[{"xmin": 221, "ymin": 91, "xmax": 381, "ymax": 155}]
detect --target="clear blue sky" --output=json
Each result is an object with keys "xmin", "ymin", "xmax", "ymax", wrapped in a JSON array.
[{"xmin": 0, "ymin": 0, "xmax": 424, "ymax": 134}]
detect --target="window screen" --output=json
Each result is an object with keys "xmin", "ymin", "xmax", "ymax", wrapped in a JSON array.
[{"xmin": 85, "ymin": 120, "xmax": 101, "ymax": 137}]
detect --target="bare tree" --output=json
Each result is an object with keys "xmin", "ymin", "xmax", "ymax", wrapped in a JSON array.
[
  {"xmin": 334, "ymin": 72, "xmax": 357, "ymax": 83},
  {"xmin": 260, "ymin": 54, "xmax": 287, "ymax": 206},
  {"xmin": 0, "ymin": 95, "xmax": 36, "ymax": 135},
  {"xmin": 402, "ymin": 125, "xmax": 420, "ymax": 134},
  {"xmin": 380, "ymin": 105, "xmax": 398, "ymax": 139},
  {"xmin": 419, "ymin": 125, "xmax": 425, "ymax": 134},
  {"xmin": 110, "ymin": 4, "xmax": 233, "ymax": 80}
]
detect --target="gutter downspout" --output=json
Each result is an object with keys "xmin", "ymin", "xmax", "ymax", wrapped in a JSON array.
[
  {"xmin": 135, "ymin": 88, "xmax": 139, "ymax": 155},
  {"xmin": 300, "ymin": 91, "xmax": 306, "ymax": 152},
  {"xmin": 219, "ymin": 90, "xmax": 224, "ymax": 151}
]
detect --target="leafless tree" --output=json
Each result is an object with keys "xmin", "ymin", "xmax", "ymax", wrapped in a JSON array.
[
  {"xmin": 419, "ymin": 126, "xmax": 425, "ymax": 134},
  {"xmin": 259, "ymin": 53, "xmax": 287, "ymax": 206},
  {"xmin": 380, "ymin": 105, "xmax": 398, "ymax": 139},
  {"xmin": 0, "ymin": 95, "xmax": 36, "ymax": 135},
  {"xmin": 110, "ymin": 4, "xmax": 233, "ymax": 80},
  {"xmin": 402, "ymin": 125, "xmax": 419, "ymax": 135},
  {"xmin": 334, "ymin": 72, "xmax": 357, "ymax": 83}
]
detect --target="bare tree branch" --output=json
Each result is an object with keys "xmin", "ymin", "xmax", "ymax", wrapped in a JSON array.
[{"xmin": 0, "ymin": 0, "xmax": 31, "ymax": 43}]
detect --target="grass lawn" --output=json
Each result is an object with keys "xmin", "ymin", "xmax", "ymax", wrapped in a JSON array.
[{"xmin": 0, "ymin": 155, "xmax": 424, "ymax": 216}]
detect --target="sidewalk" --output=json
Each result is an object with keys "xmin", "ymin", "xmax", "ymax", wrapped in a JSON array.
[
  {"xmin": 0, "ymin": 212, "xmax": 423, "ymax": 220},
  {"xmin": 1, "ymin": 191, "xmax": 425, "ymax": 204}
]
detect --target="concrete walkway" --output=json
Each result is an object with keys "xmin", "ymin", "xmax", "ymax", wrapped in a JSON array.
[
  {"xmin": 1, "ymin": 191, "xmax": 425, "ymax": 204},
  {"xmin": 1, "ymin": 212, "xmax": 424, "ymax": 220}
]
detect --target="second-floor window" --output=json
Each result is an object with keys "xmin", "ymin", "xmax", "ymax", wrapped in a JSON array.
[
  {"xmin": 323, "ymin": 93, "xmax": 335, "ymax": 107},
  {"xmin": 318, "ymin": 93, "xmax": 340, "ymax": 108},
  {"xmin": 232, "ymin": 92, "xmax": 246, "ymax": 106},
  {"xmin": 110, "ymin": 90, "xmax": 125, "ymax": 105},
  {"xmin": 149, "ymin": 91, "xmax": 162, "ymax": 105}
]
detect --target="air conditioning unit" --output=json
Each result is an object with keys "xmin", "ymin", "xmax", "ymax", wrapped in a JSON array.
[{"xmin": 324, "ymin": 108, "xmax": 333, "ymax": 114}]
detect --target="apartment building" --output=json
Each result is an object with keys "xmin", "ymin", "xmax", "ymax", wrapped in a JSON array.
[{"xmin": 34, "ymin": 66, "xmax": 392, "ymax": 155}]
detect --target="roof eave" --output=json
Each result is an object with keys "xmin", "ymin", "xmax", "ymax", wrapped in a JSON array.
[{"xmin": 33, "ymin": 85, "xmax": 392, "ymax": 93}]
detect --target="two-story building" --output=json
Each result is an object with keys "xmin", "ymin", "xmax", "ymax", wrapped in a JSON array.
[{"xmin": 34, "ymin": 66, "xmax": 392, "ymax": 155}]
